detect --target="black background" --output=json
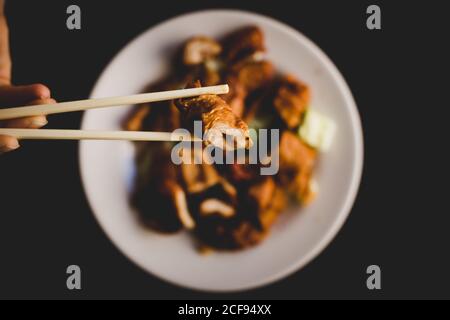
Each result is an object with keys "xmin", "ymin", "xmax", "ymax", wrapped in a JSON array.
[{"xmin": 0, "ymin": 0, "xmax": 448, "ymax": 300}]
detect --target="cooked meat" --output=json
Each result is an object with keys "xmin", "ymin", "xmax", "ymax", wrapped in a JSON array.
[
  {"xmin": 248, "ymin": 177, "xmax": 276, "ymax": 212},
  {"xmin": 225, "ymin": 162, "xmax": 262, "ymax": 184},
  {"xmin": 186, "ymin": 177, "xmax": 237, "ymax": 217},
  {"xmin": 278, "ymin": 131, "xmax": 317, "ymax": 192},
  {"xmin": 237, "ymin": 60, "xmax": 274, "ymax": 92},
  {"xmin": 124, "ymin": 100, "xmax": 180, "ymax": 133},
  {"xmin": 193, "ymin": 178, "xmax": 286, "ymax": 249},
  {"xmin": 221, "ymin": 75, "xmax": 247, "ymax": 117},
  {"xmin": 274, "ymin": 75, "xmax": 310, "ymax": 129},
  {"xmin": 295, "ymin": 178, "xmax": 317, "ymax": 205},
  {"xmin": 128, "ymin": 26, "xmax": 322, "ymax": 251},
  {"xmin": 231, "ymin": 222, "xmax": 266, "ymax": 248},
  {"xmin": 181, "ymin": 161, "xmax": 221, "ymax": 194},
  {"xmin": 176, "ymin": 81, "xmax": 253, "ymax": 150},
  {"xmin": 258, "ymin": 187, "xmax": 287, "ymax": 230},
  {"xmin": 242, "ymin": 88, "xmax": 274, "ymax": 124},
  {"xmin": 183, "ymin": 36, "xmax": 222, "ymax": 65},
  {"xmin": 193, "ymin": 209, "xmax": 265, "ymax": 249},
  {"xmin": 123, "ymin": 105, "xmax": 150, "ymax": 131},
  {"xmin": 201, "ymin": 63, "xmax": 222, "ymax": 86},
  {"xmin": 223, "ymin": 26, "xmax": 265, "ymax": 64},
  {"xmin": 189, "ymin": 58, "xmax": 223, "ymax": 87},
  {"xmin": 240, "ymin": 177, "xmax": 286, "ymax": 231}
]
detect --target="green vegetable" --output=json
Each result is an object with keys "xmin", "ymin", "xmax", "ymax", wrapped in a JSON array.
[{"xmin": 299, "ymin": 109, "xmax": 336, "ymax": 151}]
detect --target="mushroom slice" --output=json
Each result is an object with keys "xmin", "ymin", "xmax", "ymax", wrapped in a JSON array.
[
  {"xmin": 178, "ymin": 145, "xmax": 222, "ymax": 194},
  {"xmin": 172, "ymin": 183, "xmax": 196, "ymax": 229},
  {"xmin": 200, "ymin": 199, "xmax": 235, "ymax": 218},
  {"xmin": 183, "ymin": 36, "xmax": 222, "ymax": 65},
  {"xmin": 181, "ymin": 162, "xmax": 221, "ymax": 194}
]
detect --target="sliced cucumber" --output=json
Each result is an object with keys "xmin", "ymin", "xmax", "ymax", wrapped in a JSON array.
[{"xmin": 299, "ymin": 109, "xmax": 336, "ymax": 151}]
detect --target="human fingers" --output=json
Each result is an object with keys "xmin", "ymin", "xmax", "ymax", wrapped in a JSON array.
[
  {"xmin": 0, "ymin": 134, "xmax": 19, "ymax": 154},
  {"xmin": 0, "ymin": 98, "xmax": 55, "ymax": 128},
  {"xmin": 3, "ymin": 115, "xmax": 48, "ymax": 129},
  {"xmin": 0, "ymin": 6, "xmax": 12, "ymax": 86},
  {"xmin": 0, "ymin": 83, "xmax": 51, "ymax": 106}
]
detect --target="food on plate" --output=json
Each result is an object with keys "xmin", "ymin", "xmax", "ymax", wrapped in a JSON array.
[
  {"xmin": 175, "ymin": 81, "xmax": 252, "ymax": 150},
  {"xmin": 124, "ymin": 26, "xmax": 336, "ymax": 251}
]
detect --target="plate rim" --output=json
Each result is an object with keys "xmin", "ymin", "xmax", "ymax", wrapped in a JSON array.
[{"xmin": 79, "ymin": 9, "xmax": 364, "ymax": 292}]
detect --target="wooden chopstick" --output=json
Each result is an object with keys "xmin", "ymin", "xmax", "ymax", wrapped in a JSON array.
[
  {"xmin": 0, "ymin": 84, "xmax": 229, "ymax": 121},
  {"xmin": 0, "ymin": 129, "xmax": 202, "ymax": 142}
]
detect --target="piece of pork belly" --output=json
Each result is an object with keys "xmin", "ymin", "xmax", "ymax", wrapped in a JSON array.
[
  {"xmin": 222, "ymin": 26, "xmax": 266, "ymax": 64},
  {"xmin": 277, "ymin": 131, "xmax": 317, "ymax": 193},
  {"xmin": 273, "ymin": 75, "xmax": 310, "ymax": 129},
  {"xmin": 258, "ymin": 187, "xmax": 288, "ymax": 230},
  {"xmin": 221, "ymin": 75, "xmax": 247, "ymax": 117},
  {"xmin": 240, "ymin": 177, "xmax": 287, "ymax": 231},
  {"xmin": 236, "ymin": 60, "xmax": 274, "ymax": 92}
]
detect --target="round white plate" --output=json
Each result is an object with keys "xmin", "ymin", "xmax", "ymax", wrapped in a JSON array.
[{"xmin": 80, "ymin": 10, "xmax": 363, "ymax": 292}]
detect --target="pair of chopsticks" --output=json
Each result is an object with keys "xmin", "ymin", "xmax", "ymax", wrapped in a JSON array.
[{"xmin": 0, "ymin": 84, "xmax": 229, "ymax": 142}]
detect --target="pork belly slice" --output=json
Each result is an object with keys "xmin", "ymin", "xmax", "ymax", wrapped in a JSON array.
[{"xmin": 274, "ymin": 75, "xmax": 310, "ymax": 129}]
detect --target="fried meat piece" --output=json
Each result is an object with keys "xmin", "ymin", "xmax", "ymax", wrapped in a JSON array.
[
  {"xmin": 192, "ymin": 177, "xmax": 286, "ymax": 250},
  {"xmin": 258, "ymin": 187, "xmax": 287, "ymax": 230},
  {"xmin": 222, "ymin": 26, "xmax": 265, "ymax": 64},
  {"xmin": 194, "ymin": 216, "xmax": 265, "ymax": 250},
  {"xmin": 224, "ymin": 162, "xmax": 262, "ymax": 184},
  {"xmin": 248, "ymin": 177, "xmax": 276, "ymax": 213},
  {"xmin": 278, "ymin": 131, "xmax": 316, "ymax": 195},
  {"xmin": 230, "ymin": 222, "xmax": 266, "ymax": 248},
  {"xmin": 123, "ymin": 100, "xmax": 180, "ymax": 133},
  {"xmin": 123, "ymin": 105, "xmax": 150, "ymax": 131},
  {"xmin": 273, "ymin": 75, "xmax": 310, "ymax": 129},
  {"xmin": 175, "ymin": 81, "xmax": 252, "ymax": 150},
  {"xmin": 221, "ymin": 75, "xmax": 247, "ymax": 117},
  {"xmin": 213, "ymin": 182, "xmax": 287, "ymax": 249},
  {"xmin": 237, "ymin": 60, "xmax": 274, "ymax": 92},
  {"xmin": 240, "ymin": 177, "xmax": 287, "ymax": 231}
]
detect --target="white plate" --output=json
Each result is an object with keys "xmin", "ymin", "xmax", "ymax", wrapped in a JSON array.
[{"xmin": 80, "ymin": 10, "xmax": 363, "ymax": 292}]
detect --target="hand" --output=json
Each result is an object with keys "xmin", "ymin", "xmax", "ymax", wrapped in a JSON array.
[
  {"xmin": 0, "ymin": 1, "xmax": 55, "ymax": 154},
  {"xmin": 0, "ymin": 84, "xmax": 55, "ymax": 154}
]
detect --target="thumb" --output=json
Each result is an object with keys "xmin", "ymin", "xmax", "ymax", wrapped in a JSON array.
[{"xmin": 0, "ymin": 3, "xmax": 11, "ymax": 86}]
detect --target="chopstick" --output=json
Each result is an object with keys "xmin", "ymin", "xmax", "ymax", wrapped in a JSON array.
[
  {"xmin": 0, "ymin": 129, "xmax": 202, "ymax": 142},
  {"xmin": 0, "ymin": 84, "xmax": 229, "ymax": 121}
]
